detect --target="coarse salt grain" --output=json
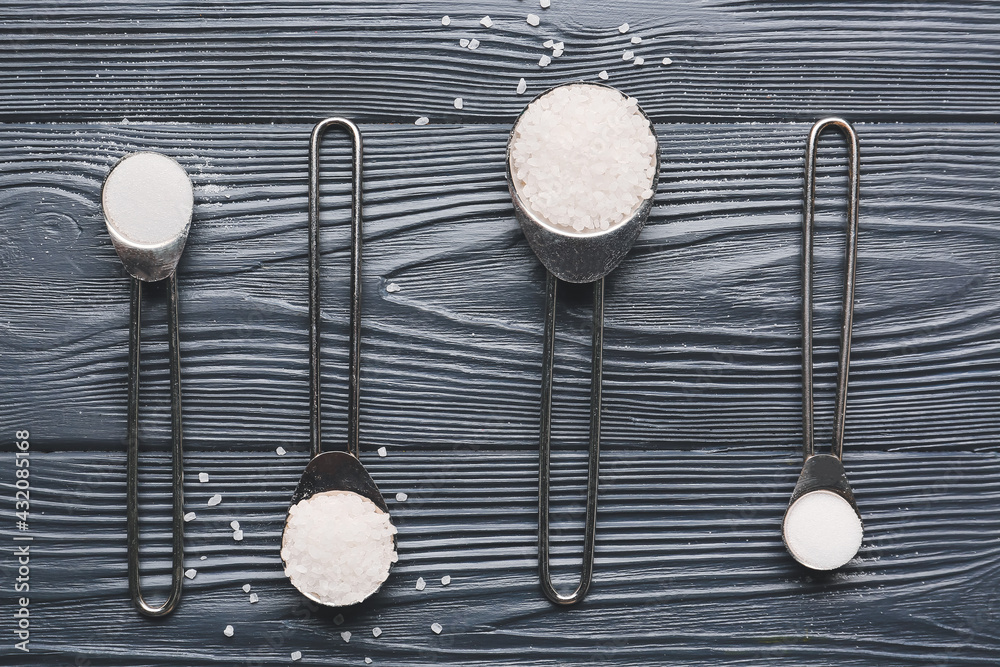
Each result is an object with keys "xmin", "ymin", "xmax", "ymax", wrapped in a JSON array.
[
  {"xmin": 538, "ymin": 54, "xmax": 551, "ymax": 67},
  {"xmin": 395, "ymin": 492, "xmax": 408, "ymax": 502},
  {"xmin": 431, "ymin": 623, "xmax": 443, "ymax": 635},
  {"xmin": 198, "ymin": 472, "xmax": 209, "ymax": 483},
  {"xmin": 281, "ymin": 490, "xmax": 397, "ymax": 607},
  {"xmin": 184, "ymin": 511, "xmax": 197, "ymax": 522},
  {"xmin": 454, "ymin": 97, "xmax": 464, "ymax": 110},
  {"xmin": 459, "ymin": 38, "xmax": 469, "ymax": 47},
  {"xmin": 249, "ymin": 592, "xmax": 259, "ymax": 603},
  {"xmin": 386, "ymin": 282, "xmax": 401, "ymax": 293},
  {"xmin": 468, "ymin": 38, "xmax": 480, "ymax": 50},
  {"xmin": 200, "ymin": 555, "xmax": 207, "ymax": 560},
  {"xmin": 541, "ymin": 0, "xmax": 550, "ymax": 6},
  {"xmin": 415, "ymin": 577, "xmax": 426, "ymax": 591},
  {"xmin": 783, "ymin": 490, "xmax": 863, "ymax": 570},
  {"xmin": 552, "ymin": 48, "xmax": 563, "ymax": 57},
  {"xmin": 441, "ymin": 16, "xmax": 450, "ymax": 26},
  {"xmin": 526, "ymin": 14, "xmax": 540, "ymax": 26},
  {"xmin": 377, "ymin": 446, "xmax": 388, "ymax": 457},
  {"xmin": 662, "ymin": 57, "xmax": 672, "ymax": 65},
  {"xmin": 224, "ymin": 625, "xmax": 234, "ymax": 637},
  {"xmin": 207, "ymin": 494, "xmax": 222, "ymax": 506},
  {"xmin": 623, "ymin": 49, "xmax": 634, "ymax": 60},
  {"xmin": 291, "ymin": 651, "xmax": 302, "ymax": 661},
  {"xmin": 618, "ymin": 23, "xmax": 629, "ymax": 33},
  {"xmin": 509, "ymin": 83, "xmax": 657, "ymax": 233},
  {"xmin": 598, "ymin": 70, "xmax": 609, "ymax": 80},
  {"xmin": 480, "ymin": 16, "xmax": 492, "ymax": 28},
  {"xmin": 185, "ymin": 568, "xmax": 197, "ymax": 579},
  {"xmin": 554, "ymin": 41, "xmax": 564, "ymax": 50},
  {"xmin": 543, "ymin": 39, "xmax": 554, "ymax": 48},
  {"xmin": 441, "ymin": 575, "xmax": 451, "ymax": 586},
  {"xmin": 517, "ymin": 78, "xmax": 527, "ymax": 94},
  {"xmin": 234, "ymin": 529, "xmax": 244, "ymax": 541},
  {"xmin": 415, "ymin": 117, "xmax": 429, "ymax": 126},
  {"xmin": 631, "ymin": 35, "xmax": 642, "ymax": 44},
  {"xmin": 276, "ymin": 446, "xmax": 286, "ymax": 456},
  {"xmin": 372, "ymin": 627, "xmax": 382, "ymax": 637},
  {"xmin": 341, "ymin": 631, "xmax": 352, "ymax": 643},
  {"xmin": 633, "ymin": 57, "xmax": 645, "ymax": 65},
  {"xmin": 242, "ymin": 583, "xmax": 251, "ymax": 593},
  {"xmin": 230, "ymin": 520, "xmax": 240, "ymax": 530},
  {"xmin": 365, "ymin": 659, "xmax": 372, "ymax": 665}
]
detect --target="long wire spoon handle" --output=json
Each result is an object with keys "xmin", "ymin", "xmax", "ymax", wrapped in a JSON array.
[
  {"xmin": 801, "ymin": 117, "xmax": 860, "ymax": 462},
  {"xmin": 126, "ymin": 275, "xmax": 185, "ymax": 617},
  {"xmin": 538, "ymin": 273, "xmax": 602, "ymax": 605}
]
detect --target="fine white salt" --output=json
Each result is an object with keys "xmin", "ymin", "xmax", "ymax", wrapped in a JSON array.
[
  {"xmin": 184, "ymin": 511, "xmax": 197, "ymax": 522},
  {"xmin": 480, "ymin": 16, "xmax": 492, "ymax": 28},
  {"xmin": 224, "ymin": 625, "xmax": 234, "ymax": 637},
  {"xmin": 662, "ymin": 57, "xmax": 672, "ymax": 65},
  {"xmin": 631, "ymin": 35, "xmax": 642, "ymax": 44},
  {"xmin": 276, "ymin": 446, "xmax": 286, "ymax": 456},
  {"xmin": 783, "ymin": 490, "xmax": 863, "ymax": 571},
  {"xmin": 185, "ymin": 568, "xmax": 197, "ymax": 579},
  {"xmin": 509, "ymin": 83, "xmax": 657, "ymax": 232},
  {"xmin": 431, "ymin": 623, "xmax": 443, "ymax": 635},
  {"xmin": 517, "ymin": 78, "xmax": 527, "ymax": 94},
  {"xmin": 234, "ymin": 529, "xmax": 244, "ymax": 542},
  {"xmin": 527, "ymin": 14, "xmax": 540, "ymax": 26},
  {"xmin": 623, "ymin": 49, "xmax": 634, "ymax": 60},
  {"xmin": 459, "ymin": 38, "xmax": 470, "ymax": 47},
  {"xmin": 341, "ymin": 631, "xmax": 352, "ymax": 643},
  {"xmin": 249, "ymin": 592, "xmax": 259, "ymax": 603},
  {"xmin": 207, "ymin": 494, "xmax": 222, "ymax": 506},
  {"xmin": 415, "ymin": 576, "xmax": 426, "ymax": 591},
  {"xmin": 633, "ymin": 57, "xmax": 645, "ymax": 65},
  {"xmin": 242, "ymin": 583, "xmax": 251, "ymax": 593},
  {"xmin": 230, "ymin": 520, "xmax": 240, "ymax": 530},
  {"xmin": 468, "ymin": 38, "xmax": 480, "ymax": 50},
  {"xmin": 538, "ymin": 54, "xmax": 551, "ymax": 67},
  {"xmin": 415, "ymin": 117, "xmax": 430, "ymax": 126},
  {"xmin": 198, "ymin": 472, "xmax": 209, "ymax": 483},
  {"xmin": 291, "ymin": 651, "xmax": 302, "ymax": 661},
  {"xmin": 454, "ymin": 97, "xmax": 464, "ymax": 110},
  {"xmin": 441, "ymin": 16, "xmax": 450, "ymax": 26},
  {"xmin": 377, "ymin": 446, "xmax": 388, "ymax": 457},
  {"xmin": 541, "ymin": 0, "xmax": 550, "ymax": 6},
  {"xmin": 395, "ymin": 492, "xmax": 408, "ymax": 502},
  {"xmin": 441, "ymin": 575, "xmax": 451, "ymax": 586},
  {"xmin": 618, "ymin": 22, "xmax": 629, "ymax": 33},
  {"xmin": 281, "ymin": 490, "xmax": 397, "ymax": 607},
  {"xmin": 372, "ymin": 627, "xmax": 382, "ymax": 638},
  {"xmin": 598, "ymin": 70, "xmax": 609, "ymax": 80}
]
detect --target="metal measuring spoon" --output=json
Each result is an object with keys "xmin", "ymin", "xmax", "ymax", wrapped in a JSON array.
[
  {"xmin": 102, "ymin": 151, "xmax": 193, "ymax": 617},
  {"xmin": 280, "ymin": 118, "xmax": 396, "ymax": 608},
  {"xmin": 505, "ymin": 83, "xmax": 660, "ymax": 605}
]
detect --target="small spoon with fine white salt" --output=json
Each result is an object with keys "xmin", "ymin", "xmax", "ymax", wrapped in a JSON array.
[
  {"xmin": 506, "ymin": 83, "xmax": 660, "ymax": 605},
  {"xmin": 782, "ymin": 118, "xmax": 863, "ymax": 572},
  {"xmin": 281, "ymin": 118, "xmax": 397, "ymax": 608}
]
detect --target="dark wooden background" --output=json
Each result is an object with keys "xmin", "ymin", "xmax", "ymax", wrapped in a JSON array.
[{"xmin": 2, "ymin": 1, "xmax": 1000, "ymax": 665}]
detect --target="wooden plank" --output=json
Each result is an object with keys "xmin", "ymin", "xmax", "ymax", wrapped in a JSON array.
[
  {"xmin": 3, "ymin": 449, "xmax": 998, "ymax": 665},
  {"xmin": 2, "ymin": 1, "xmax": 1000, "ymax": 122},
  {"xmin": 4, "ymin": 121, "xmax": 1000, "ymax": 454}
]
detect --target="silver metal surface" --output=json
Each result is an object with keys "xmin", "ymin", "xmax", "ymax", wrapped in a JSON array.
[
  {"xmin": 101, "ymin": 151, "xmax": 192, "ymax": 617},
  {"xmin": 282, "ymin": 117, "xmax": 394, "ymax": 607},
  {"xmin": 506, "ymin": 83, "xmax": 658, "ymax": 605}
]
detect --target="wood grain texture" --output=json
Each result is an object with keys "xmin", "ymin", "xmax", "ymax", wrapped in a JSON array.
[
  {"xmin": 1, "ymin": 1, "xmax": 1000, "ymax": 122},
  {"xmin": 2, "ymin": 449, "xmax": 999, "ymax": 666}
]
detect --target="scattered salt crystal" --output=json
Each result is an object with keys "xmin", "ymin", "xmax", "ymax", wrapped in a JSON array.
[
  {"xmin": 633, "ymin": 57, "xmax": 645, "ymax": 65},
  {"xmin": 341, "ymin": 631, "xmax": 352, "ymax": 643},
  {"xmin": 386, "ymin": 282, "xmax": 401, "ymax": 293},
  {"xmin": 454, "ymin": 97, "xmax": 464, "ymax": 110},
  {"xmin": 540, "ymin": 0, "xmax": 551, "ymax": 6},
  {"xmin": 377, "ymin": 446, "xmax": 388, "ymax": 457},
  {"xmin": 517, "ymin": 78, "xmax": 527, "ymax": 94},
  {"xmin": 198, "ymin": 472, "xmax": 209, "ymax": 483},
  {"xmin": 459, "ymin": 38, "xmax": 470, "ymax": 47},
  {"xmin": 538, "ymin": 54, "xmax": 551, "ymax": 67},
  {"xmin": 365, "ymin": 659, "xmax": 372, "ymax": 665},
  {"xmin": 441, "ymin": 575, "xmax": 451, "ymax": 586},
  {"xmin": 543, "ymin": 39, "xmax": 554, "ymax": 48},
  {"xmin": 185, "ymin": 568, "xmax": 197, "ymax": 579},
  {"xmin": 242, "ymin": 584, "xmax": 251, "ymax": 593},
  {"xmin": 230, "ymin": 520, "xmax": 240, "ymax": 530},
  {"xmin": 224, "ymin": 625, "xmax": 234, "ymax": 637},
  {"xmin": 480, "ymin": 16, "xmax": 492, "ymax": 28},
  {"xmin": 509, "ymin": 83, "xmax": 657, "ymax": 233},
  {"xmin": 554, "ymin": 41, "xmax": 564, "ymax": 49},
  {"xmin": 526, "ymin": 14, "xmax": 540, "ymax": 26},
  {"xmin": 249, "ymin": 592, "xmax": 259, "ymax": 603},
  {"xmin": 276, "ymin": 446, "xmax": 286, "ymax": 456},
  {"xmin": 598, "ymin": 70, "xmax": 609, "ymax": 80},
  {"xmin": 184, "ymin": 511, "xmax": 197, "ymax": 522},
  {"xmin": 281, "ymin": 491, "xmax": 398, "ymax": 607},
  {"xmin": 618, "ymin": 22, "xmax": 629, "ymax": 33},
  {"xmin": 431, "ymin": 623, "xmax": 443, "ymax": 635},
  {"xmin": 416, "ymin": 577, "xmax": 426, "ymax": 591},
  {"xmin": 233, "ymin": 529, "xmax": 244, "ymax": 541},
  {"xmin": 552, "ymin": 48, "xmax": 563, "ymax": 57},
  {"xmin": 372, "ymin": 627, "xmax": 382, "ymax": 638},
  {"xmin": 395, "ymin": 492, "xmax": 408, "ymax": 502},
  {"xmin": 415, "ymin": 117, "xmax": 429, "ymax": 126},
  {"xmin": 631, "ymin": 35, "xmax": 642, "ymax": 44},
  {"xmin": 661, "ymin": 57, "xmax": 672, "ymax": 65},
  {"xmin": 207, "ymin": 494, "xmax": 222, "ymax": 506},
  {"xmin": 441, "ymin": 16, "xmax": 450, "ymax": 26},
  {"xmin": 623, "ymin": 49, "xmax": 634, "ymax": 60},
  {"xmin": 468, "ymin": 38, "xmax": 480, "ymax": 50},
  {"xmin": 334, "ymin": 614, "xmax": 344, "ymax": 625},
  {"xmin": 200, "ymin": 555, "xmax": 207, "ymax": 560}
]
